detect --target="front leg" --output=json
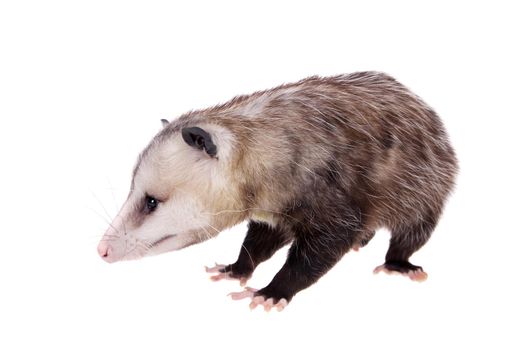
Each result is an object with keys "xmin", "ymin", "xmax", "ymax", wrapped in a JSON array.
[
  {"xmin": 231, "ymin": 226, "xmax": 356, "ymax": 310},
  {"xmin": 206, "ymin": 221, "xmax": 292, "ymax": 284}
]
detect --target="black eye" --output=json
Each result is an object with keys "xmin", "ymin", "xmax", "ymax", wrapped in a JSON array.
[
  {"xmin": 195, "ymin": 135, "xmax": 205, "ymax": 148},
  {"xmin": 145, "ymin": 195, "xmax": 158, "ymax": 212}
]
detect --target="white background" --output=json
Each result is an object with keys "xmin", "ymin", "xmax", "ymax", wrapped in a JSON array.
[{"xmin": 1, "ymin": 1, "xmax": 524, "ymax": 349}]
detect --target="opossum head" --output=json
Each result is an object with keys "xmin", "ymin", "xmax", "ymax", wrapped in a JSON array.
[{"xmin": 97, "ymin": 122, "xmax": 241, "ymax": 263}]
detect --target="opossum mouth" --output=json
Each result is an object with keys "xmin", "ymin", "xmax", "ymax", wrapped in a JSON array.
[{"xmin": 150, "ymin": 234, "xmax": 177, "ymax": 248}]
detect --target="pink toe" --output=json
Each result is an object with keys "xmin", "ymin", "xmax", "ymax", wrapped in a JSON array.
[
  {"xmin": 228, "ymin": 290, "xmax": 254, "ymax": 300},
  {"xmin": 205, "ymin": 264, "xmax": 225, "ymax": 273},
  {"xmin": 409, "ymin": 270, "xmax": 428, "ymax": 282},
  {"xmin": 250, "ymin": 296, "xmax": 265, "ymax": 310},
  {"xmin": 263, "ymin": 299, "xmax": 274, "ymax": 312},
  {"xmin": 276, "ymin": 299, "xmax": 288, "ymax": 312},
  {"xmin": 373, "ymin": 265, "xmax": 385, "ymax": 274},
  {"xmin": 210, "ymin": 274, "xmax": 224, "ymax": 281}
]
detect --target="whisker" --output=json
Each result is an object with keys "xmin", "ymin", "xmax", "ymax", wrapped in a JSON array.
[
  {"xmin": 119, "ymin": 214, "xmax": 128, "ymax": 236},
  {"xmin": 198, "ymin": 224, "xmax": 213, "ymax": 241},
  {"xmin": 123, "ymin": 244, "xmax": 139, "ymax": 258},
  {"xmin": 205, "ymin": 223, "xmax": 221, "ymax": 234},
  {"xmin": 87, "ymin": 206, "xmax": 111, "ymax": 225},
  {"xmin": 136, "ymin": 241, "xmax": 150, "ymax": 250},
  {"xmin": 241, "ymin": 243, "xmax": 256, "ymax": 270},
  {"xmin": 106, "ymin": 177, "xmax": 120, "ymax": 214},
  {"xmin": 87, "ymin": 206, "xmax": 120, "ymax": 233},
  {"xmin": 90, "ymin": 190, "xmax": 114, "ymax": 222}
]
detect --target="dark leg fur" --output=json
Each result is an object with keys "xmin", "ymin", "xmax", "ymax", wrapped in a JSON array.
[
  {"xmin": 220, "ymin": 221, "xmax": 292, "ymax": 279},
  {"xmin": 255, "ymin": 225, "xmax": 356, "ymax": 303},
  {"xmin": 380, "ymin": 215, "xmax": 437, "ymax": 277}
]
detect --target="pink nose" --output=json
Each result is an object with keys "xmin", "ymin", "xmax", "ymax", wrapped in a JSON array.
[{"xmin": 97, "ymin": 241, "xmax": 112, "ymax": 261}]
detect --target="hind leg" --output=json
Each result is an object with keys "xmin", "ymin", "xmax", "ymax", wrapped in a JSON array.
[{"xmin": 374, "ymin": 217, "xmax": 437, "ymax": 282}]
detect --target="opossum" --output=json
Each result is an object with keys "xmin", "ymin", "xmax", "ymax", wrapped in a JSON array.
[{"xmin": 97, "ymin": 72, "xmax": 458, "ymax": 311}]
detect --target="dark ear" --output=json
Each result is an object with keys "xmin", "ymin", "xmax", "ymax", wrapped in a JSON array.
[
  {"xmin": 160, "ymin": 119, "xmax": 170, "ymax": 128},
  {"xmin": 181, "ymin": 127, "xmax": 217, "ymax": 157}
]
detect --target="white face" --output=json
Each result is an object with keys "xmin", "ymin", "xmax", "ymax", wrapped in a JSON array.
[{"xmin": 97, "ymin": 123, "xmax": 237, "ymax": 263}]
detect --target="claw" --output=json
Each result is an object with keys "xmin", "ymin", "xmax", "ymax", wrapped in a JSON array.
[
  {"xmin": 228, "ymin": 287, "xmax": 256, "ymax": 300},
  {"xmin": 204, "ymin": 263, "xmax": 226, "ymax": 273},
  {"xmin": 210, "ymin": 272, "xmax": 233, "ymax": 282},
  {"xmin": 249, "ymin": 296, "xmax": 265, "ymax": 310},
  {"xmin": 229, "ymin": 287, "xmax": 288, "ymax": 312},
  {"xmin": 205, "ymin": 262, "xmax": 250, "ymax": 286},
  {"xmin": 206, "ymin": 263, "xmax": 233, "ymax": 282},
  {"xmin": 275, "ymin": 299, "xmax": 288, "ymax": 312},
  {"xmin": 407, "ymin": 269, "xmax": 428, "ymax": 282},
  {"xmin": 373, "ymin": 264, "xmax": 387, "ymax": 274},
  {"xmin": 263, "ymin": 298, "xmax": 274, "ymax": 312}
]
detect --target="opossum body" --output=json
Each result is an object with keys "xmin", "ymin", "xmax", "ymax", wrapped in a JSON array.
[{"xmin": 97, "ymin": 72, "xmax": 458, "ymax": 311}]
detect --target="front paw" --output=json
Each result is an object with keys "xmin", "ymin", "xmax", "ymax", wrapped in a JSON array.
[
  {"xmin": 254, "ymin": 286, "xmax": 291, "ymax": 308},
  {"xmin": 228, "ymin": 286, "xmax": 289, "ymax": 312},
  {"xmin": 205, "ymin": 263, "xmax": 252, "ymax": 286},
  {"xmin": 222, "ymin": 262, "xmax": 255, "ymax": 280}
]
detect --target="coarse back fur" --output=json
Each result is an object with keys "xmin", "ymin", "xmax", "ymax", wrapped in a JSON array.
[{"xmin": 157, "ymin": 71, "xmax": 457, "ymax": 242}]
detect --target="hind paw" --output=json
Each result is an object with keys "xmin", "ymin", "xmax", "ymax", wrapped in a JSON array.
[
  {"xmin": 228, "ymin": 287, "xmax": 288, "ymax": 312},
  {"xmin": 205, "ymin": 263, "xmax": 250, "ymax": 286},
  {"xmin": 374, "ymin": 262, "xmax": 428, "ymax": 282}
]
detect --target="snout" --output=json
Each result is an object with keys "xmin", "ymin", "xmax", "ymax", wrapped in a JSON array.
[{"xmin": 97, "ymin": 240, "xmax": 115, "ymax": 263}]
